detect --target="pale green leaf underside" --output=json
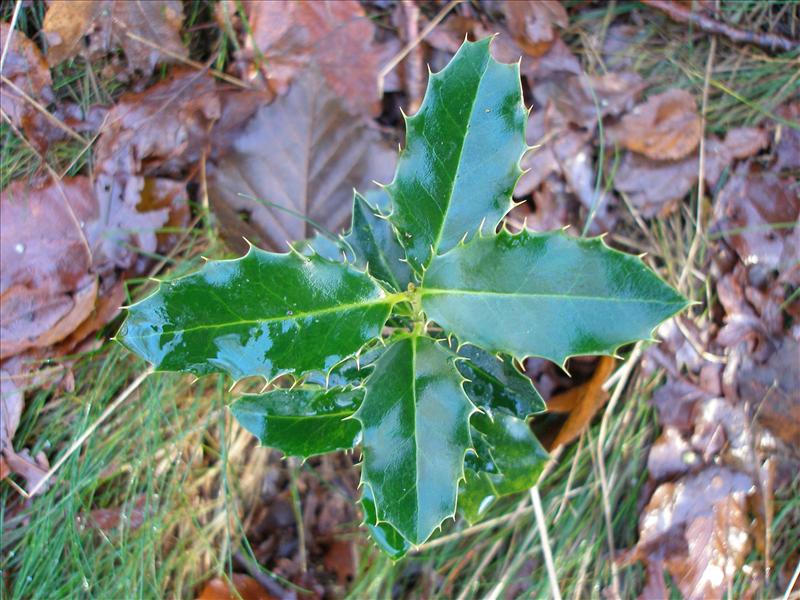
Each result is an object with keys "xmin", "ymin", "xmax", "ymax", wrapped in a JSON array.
[
  {"xmin": 231, "ymin": 386, "xmax": 362, "ymax": 458},
  {"xmin": 355, "ymin": 335, "xmax": 475, "ymax": 545},
  {"xmin": 387, "ymin": 37, "xmax": 527, "ymax": 273},
  {"xmin": 119, "ymin": 247, "xmax": 394, "ymax": 381},
  {"xmin": 422, "ymin": 230, "xmax": 688, "ymax": 366}
]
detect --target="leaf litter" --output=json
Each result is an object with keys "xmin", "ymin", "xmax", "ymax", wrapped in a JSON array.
[{"xmin": 2, "ymin": 0, "xmax": 799, "ymax": 596}]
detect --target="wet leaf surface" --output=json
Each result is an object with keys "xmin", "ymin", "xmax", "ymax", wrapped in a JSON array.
[
  {"xmin": 119, "ymin": 247, "xmax": 394, "ymax": 381},
  {"xmin": 356, "ymin": 335, "xmax": 474, "ymax": 545},
  {"xmin": 422, "ymin": 230, "xmax": 687, "ymax": 365}
]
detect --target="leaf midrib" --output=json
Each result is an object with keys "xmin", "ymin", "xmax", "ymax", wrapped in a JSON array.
[
  {"xmin": 130, "ymin": 296, "xmax": 393, "ymax": 339},
  {"xmin": 422, "ymin": 288, "xmax": 683, "ymax": 305},
  {"xmin": 426, "ymin": 53, "xmax": 491, "ymax": 263}
]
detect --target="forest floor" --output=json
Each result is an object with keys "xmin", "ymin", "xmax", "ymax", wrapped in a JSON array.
[{"xmin": 1, "ymin": 1, "xmax": 798, "ymax": 598}]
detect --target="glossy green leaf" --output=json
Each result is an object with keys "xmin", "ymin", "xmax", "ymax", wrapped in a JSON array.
[
  {"xmin": 231, "ymin": 386, "xmax": 362, "ymax": 458},
  {"xmin": 459, "ymin": 412, "xmax": 548, "ymax": 524},
  {"xmin": 344, "ymin": 192, "xmax": 413, "ymax": 292},
  {"xmin": 423, "ymin": 230, "xmax": 689, "ymax": 366},
  {"xmin": 360, "ymin": 485, "xmax": 411, "ymax": 560},
  {"xmin": 119, "ymin": 247, "xmax": 396, "ymax": 381},
  {"xmin": 355, "ymin": 335, "xmax": 475, "ymax": 545},
  {"xmin": 386, "ymin": 37, "xmax": 527, "ymax": 273},
  {"xmin": 453, "ymin": 343, "xmax": 545, "ymax": 419}
]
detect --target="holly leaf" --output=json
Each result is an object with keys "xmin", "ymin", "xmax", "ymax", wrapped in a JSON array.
[
  {"xmin": 355, "ymin": 335, "xmax": 475, "ymax": 545},
  {"xmin": 459, "ymin": 412, "xmax": 549, "ymax": 524},
  {"xmin": 231, "ymin": 386, "xmax": 362, "ymax": 458},
  {"xmin": 118, "ymin": 247, "xmax": 395, "ymax": 381},
  {"xmin": 422, "ymin": 230, "xmax": 688, "ymax": 366},
  {"xmin": 360, "ymin": 484, "xmax": 411, "ymax": 560},
  {"xmin": 387, "ymin": 37, "xmax": 528, "ymax": 273},
  {"xmin": 453, "ymin": 343, "xmax": 545, "ymax": 419},
  {"xmin": 343, "ymin": 191, "xmax": 413, "ymax": 292}
]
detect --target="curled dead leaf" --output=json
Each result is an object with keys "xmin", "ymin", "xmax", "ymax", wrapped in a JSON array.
[{"xmin": 546, "ymin": 356, "xmax": 616, "ymax": 449}]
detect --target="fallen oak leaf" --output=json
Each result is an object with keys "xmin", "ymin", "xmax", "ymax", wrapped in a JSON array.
[{"xmin": 546, "ymin": 355, "xmax": 616, "ymax": 449}]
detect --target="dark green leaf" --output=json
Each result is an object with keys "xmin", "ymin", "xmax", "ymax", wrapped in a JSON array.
[
  {"xmin": 387, "ymin": 37, "xmax": 528, "ymax": 273},
  {"xmin": 423, "ymin": 230, "xmax": 688, "ymax": 366},
  {"xmin": 119, "ymin": 247, "xmax": 396, "ymax": 380},
  {"xmin": 453, "ymin": 343, "xmax": 545, "ymax": 419},
  {"xmin": 459, "ymin": 412, "xmax": 548, "ymax": 524},
  {"xmin": 343, "ymin": 191, "xmax": 413, "ymax": 292},
  {"xmin": 360, "ymin": 484, "xmax": 411, "ymax": 560},
  {"xmin": 293, "ymin": 232, "xmax": 345, "ymax": 262},
  {"xmin": 355, "ymin": 335, "xmax": 475, "ymax": 544},
  {"xmin": 230, "ymin": 386, "xmax": 362, "ymax": 458}
]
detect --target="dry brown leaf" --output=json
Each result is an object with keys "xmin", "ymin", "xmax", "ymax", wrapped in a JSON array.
[
  {"xmin": 229, "ymin": 0, "xmax": 383, "ymax": 116},
  {"xmin": 42, "ymin": 0, "xmax": 186, "ymax": 74},
  {"xmin": 532, "ymin": 71, "xmax": 645, "ymax": 130},
  {"xmin": 626, "ymin": 467, "xmax": 753, "ymax": 600},
  {"xmin": 0, "ymin": 178, "xmax": 97, "ymax": 359},
  {"xmin": 207, "ymin": 74, "xmax": 395, "ymax": 253},
  {"xmin": 774, "ymin": 102, "xmax": 799, "ymax": 171},
  {"xmin": 197, "ymin": 574, "xmax": 276, "ymax": 600},
  {"xmin": 84, "ymin": 494, "xmax": 147, "ymax": 532},
  {"xmin": 607, "ymin": 89, "xmax": 701, "ymax": 160},
  {"xmin": 711, "ymin": 162, "xmax": 799, "ymax": 271},
  {"xmin": 503, "ymin": 0, "xmax": 568, "ymax": 57},
  {"xmin": 546, "ymin": 356, "xmax": 616, "ymax": 449},
  {"xmin": 613, "ymin": 150, "xmax": 700, "ymax": 218}
]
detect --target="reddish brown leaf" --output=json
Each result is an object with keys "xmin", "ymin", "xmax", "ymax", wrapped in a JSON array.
[
  {"xmin": 229, "ymin": 0, "xmax": 383, "ymax": 116},
  {"xmin": 197, "ymin": 574, "xmax": 276, "ymax": 600},
  {"xmin": 42, "ymin": 0, "xmax": 187, "ymax": 74},
  {"xmin": 207, "ymin": 75, "xmax": 395, "ymax": 252},
  {"xmin": 546, "ymin": 356, "xmax": 615, "ymax": 449},
  {"xmin": 607, "ymin": 89, "xmax": 702, "ymax": 160}
]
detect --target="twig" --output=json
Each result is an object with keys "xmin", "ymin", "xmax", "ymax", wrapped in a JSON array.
[
  {"xmin": 26, "ymin": 368, "xmax": 153, "ymax": 497},
  {"xmin": 378, "ymin": 0, "xmax": 461, "ymax": 98},
  {"xmin": 0, "ymin": 0, "xmax": 22, "ymax": 73},
  {"xmin": 233, "ymin": 551, "xmax": 291, "ymax": 599},
  {"xmin": 679, "ymin": 35, "xmax": 717, "ymax": 292},
  {"xmin": 122, "ymin": 29, "xmax": 251, "ymax": 89},
  {"xmin": 785, "ymin": 557, "xmax": 800, "ymax": 600},
  {"xmin": 531, "ymin": 486, "xmax": 563, "ymax": 600},
  {"xmin": 642, "ymin": 0, "xmax": 797, "ymax": 53},
  {"xmin": 595, "ymin": 343, "xmax": 644, "ymax": 599}
]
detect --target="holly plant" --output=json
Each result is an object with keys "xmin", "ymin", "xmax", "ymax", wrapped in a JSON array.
[{"xmin": 119, "ymin": 38, "xmax": 687, "ymax": 558}]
